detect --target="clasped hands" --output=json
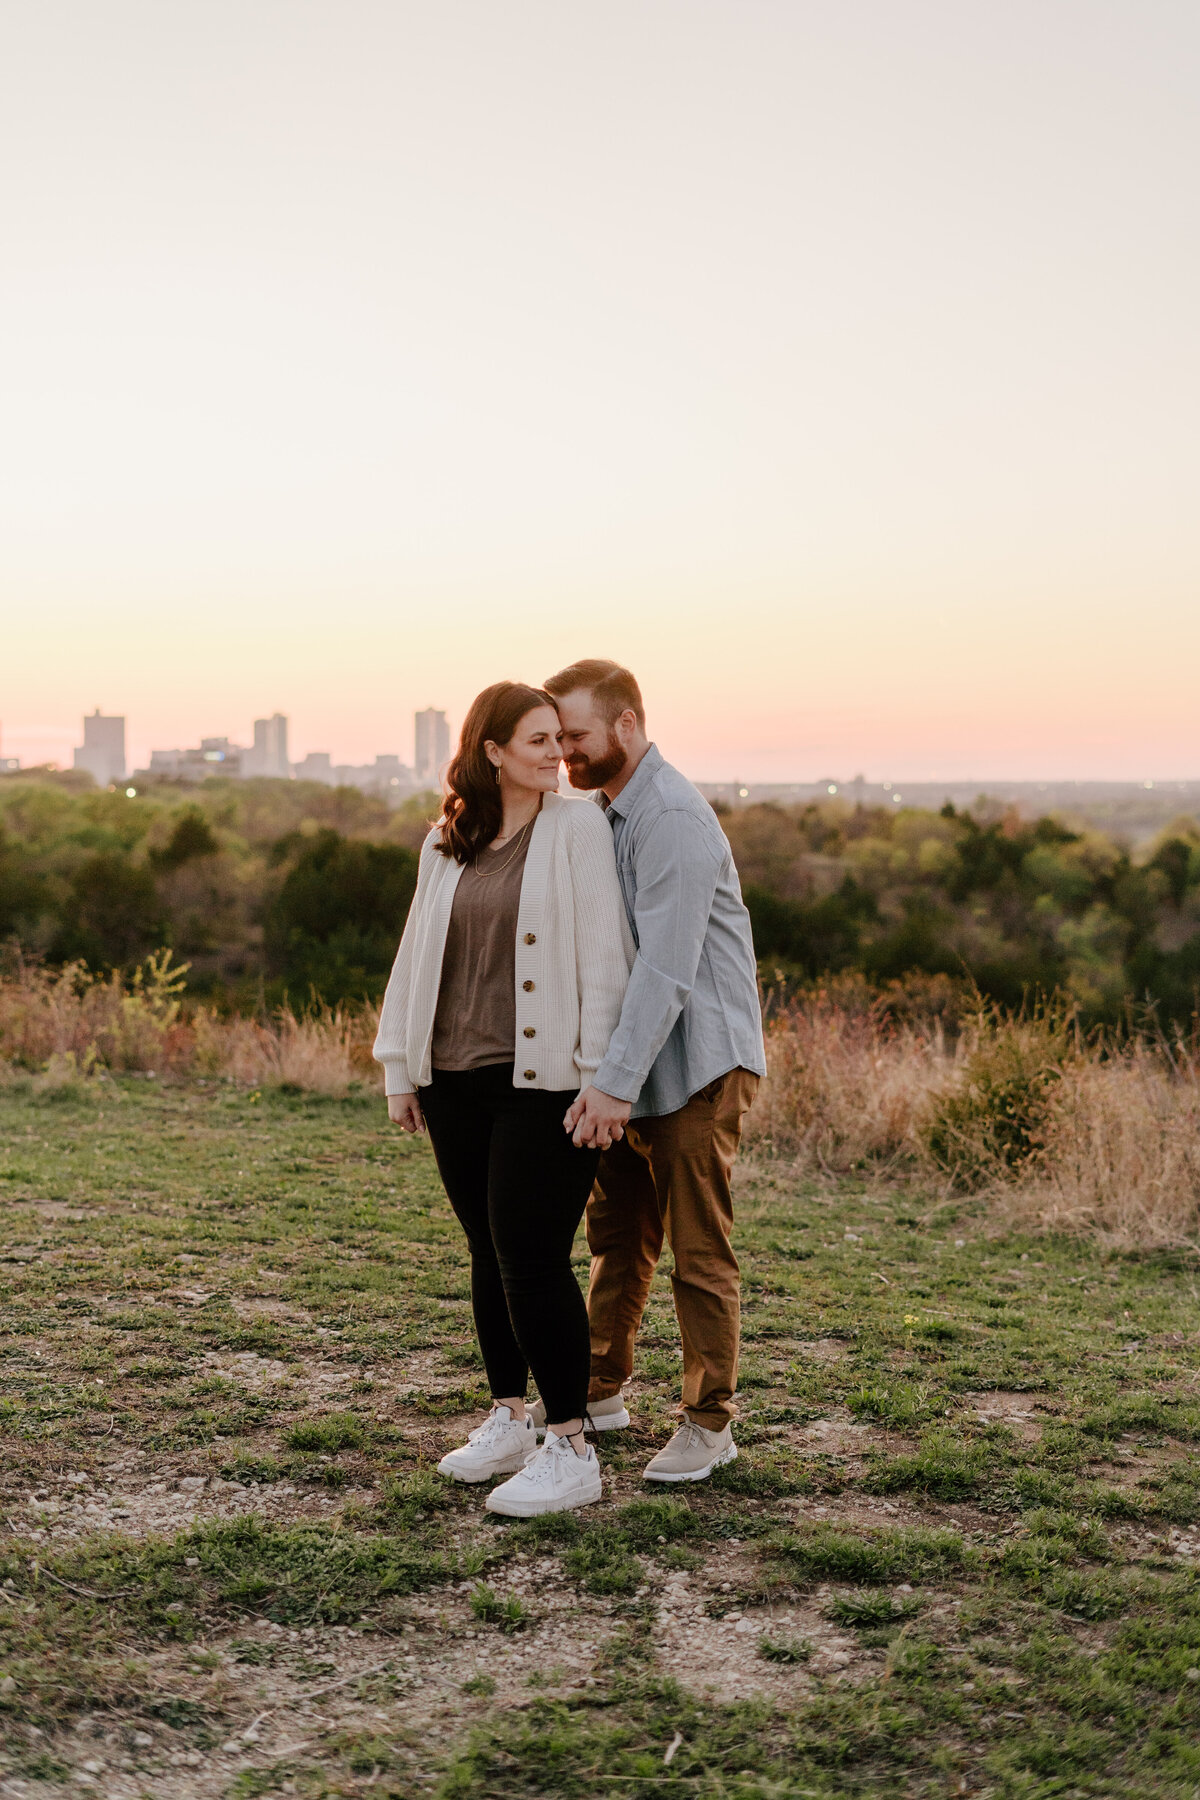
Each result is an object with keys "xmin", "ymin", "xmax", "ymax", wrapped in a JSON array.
[
  {"xmin": 563, "ymin": 1085, "xmax": 632, "ymax": 1151},
  {"xmin": 387, "ymin": 1084, "xmax": 630, "ymax": 1152}
]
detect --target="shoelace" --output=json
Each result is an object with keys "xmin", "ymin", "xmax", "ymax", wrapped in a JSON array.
[
  {"xmin": 466, "ymin": 1409, "xmax": 520, "ymax": 1447},
  {"xmin": 521, "ymin": 1438, "xmax": 575, "ymax": 1486}
]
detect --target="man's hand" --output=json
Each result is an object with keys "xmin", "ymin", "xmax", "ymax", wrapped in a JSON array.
[
  {"xmin": 564, "ymin": 1086, "xmax": 632, "ymax": 1151},
  {"xmin": 387, "ymin": 1092, "xmax": 425, "ymax": 1133}
]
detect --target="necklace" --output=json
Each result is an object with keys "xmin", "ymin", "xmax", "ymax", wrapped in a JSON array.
[{"xmin": 474, "ymin": 816, "xmax": 532, "ymax": 876}]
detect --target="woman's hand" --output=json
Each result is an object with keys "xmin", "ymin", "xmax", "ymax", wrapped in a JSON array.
[{"xmin": 387, "ymin": 1092, "xmax": 426, "ymax": 1133}]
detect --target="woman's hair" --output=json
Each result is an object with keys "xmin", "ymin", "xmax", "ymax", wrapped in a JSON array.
[{"xmin": 435, "ymin": 681, "xmax": 556, "ymax": 865}]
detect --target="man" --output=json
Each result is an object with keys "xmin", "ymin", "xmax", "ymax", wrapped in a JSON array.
[{"xmin": 541, "ymin": 658, "xmax": 766, "ymax": 1482}]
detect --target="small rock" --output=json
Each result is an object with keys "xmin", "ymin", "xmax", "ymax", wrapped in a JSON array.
[
  {"xmin": 0, "ymin": 1676, "xmax": 16, "ymax": 1696},
  {"xmin": 178, "ymin": 1477, "xmax": 206, "ymax": 1493},
  {"xmin": 82, "ymin": 1760, "xmax": 105, "ymax": 1774},
  {"xmin": 1186, "ymin": 1669, "xmax": 1200, "ymax": 1683},
  {"xmin": 132, "ymin": 1732, "xmax": 153, "ymax": 1748},
  {"xmin": 221, "ymin": 1740, "xmax": 241, "ymax": 1753},
  {"xmin": 828, "ymin": 1650, "xmax": 851, "ymax": 1667},
  {"xmin": 735, "ymin": 1619, "xmax": 757, "ymax": 1635}
]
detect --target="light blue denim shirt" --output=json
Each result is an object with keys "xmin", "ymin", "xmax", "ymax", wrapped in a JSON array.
[{"xmin": 592, "ymin": 745, "xmax": 766, "ymax": 1118}]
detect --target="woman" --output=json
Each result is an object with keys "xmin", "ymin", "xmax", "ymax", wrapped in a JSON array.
[{"xmin": 374, "ymin": 682, "xmax": 633, "ymax": 1517}]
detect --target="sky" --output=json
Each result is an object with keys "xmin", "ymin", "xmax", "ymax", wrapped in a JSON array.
[{"xmin": 2, "ymin": 1, "xmax": 1198, "ymax": 783}]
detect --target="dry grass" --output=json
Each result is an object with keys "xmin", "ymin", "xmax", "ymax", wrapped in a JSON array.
[
  {"xmin": 999, "ymin": 1044, "xmax": 1200, "ymax": 1250},
  {"xmin": 746, "ymin": 984, "xmax": 1200, "ymax": 1250},
  {"xmin": 746, "ymin": 986, "xmax": 954, "ymax": 1173},
  {"xmin": 0, "ymin": 952, "xmax": 380, "ymax": 1096}
]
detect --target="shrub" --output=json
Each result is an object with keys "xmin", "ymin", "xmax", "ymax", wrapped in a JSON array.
[{"xmin": 921, "ymin": 1001, "xmax": 1075, "ymax": 1189}]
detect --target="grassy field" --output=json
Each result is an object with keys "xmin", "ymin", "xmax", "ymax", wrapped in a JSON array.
[{"xmin": 2, "ymin": 1078, "xmax": 1200, "ymax": 1798}]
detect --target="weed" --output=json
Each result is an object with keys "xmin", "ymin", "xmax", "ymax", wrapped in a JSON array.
[
  {"xmin": 758, "ymin": 1633, "xmax": 812, "ymax": 1663},
  {"xmin": 469, "ymin": 1585, "xmax": 530, "ymax": 1633},
  {"xmin": 825, "ymin": 1589, "xmax": 920, "ymax": 1629}
]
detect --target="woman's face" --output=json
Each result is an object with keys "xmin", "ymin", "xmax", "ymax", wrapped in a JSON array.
[{"xmin": 488, "ymin": 704, "xmax": 562, "ymax": 795}]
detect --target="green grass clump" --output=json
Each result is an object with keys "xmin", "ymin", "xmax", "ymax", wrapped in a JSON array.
[
  {"xmin": 770, "ymin": 1524, "xmax": 968, "ymax": 1586},
  {"xmin": 283, "ymin": 1412, "xmax": 366, "ymax": 1453},
  {"xmin": 469, "ymin": 1584, "xmax": 530, "ymax": 1633},
  {"xmin": 826, "ymin": 1589, "xmax": 920, "ymax": 1629},
  {"xmin": 758, "ymin": 1633, "xmax": 812, "ymax": 1663},
  {"xmin": 861, "ymin": 1431, "xmax": 994, "ymax": 1501},
  {"xmin": 845, "ymin": 1380, "xmax": 940, "ymax": 1430}
]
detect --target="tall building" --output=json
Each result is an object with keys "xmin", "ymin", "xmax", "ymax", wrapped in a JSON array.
[
  {"xmin": 73, "ymin": 710, "xmax": 126, "ymax": 786},
  {"xmin": 243, "ymin": 713, "xmax": 290, "ymax": 778},
  {"xmin": 414, "ymin": 709, "xmax": 449, "ymax": 786}
]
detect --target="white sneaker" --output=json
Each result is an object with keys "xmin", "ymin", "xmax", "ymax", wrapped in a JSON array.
[
  {"xmin": 485, "ymin": 1432, "xmax": 603, "ymax": 1517},
  {"xmin": 436, "ymin": 1406, "xmax": 537, "ymax": 1483},
  {"xmin": 643, "ymin": 1420, "xmax": 737, "ymax": 1483},
  {"xmin": 530, "ymin": 1394, "xmax": 631, "ymax": 1439}
]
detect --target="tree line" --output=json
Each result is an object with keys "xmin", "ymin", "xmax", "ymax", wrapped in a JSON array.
[{"xmin": 2, "ymin": 773, "xmax": 1198, "ymax": 1025}]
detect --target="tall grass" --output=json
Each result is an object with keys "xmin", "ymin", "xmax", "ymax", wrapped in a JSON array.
[
  {"xmin": 999, "ymin": 1044, "xmax": 1200, "ymax": 1250},
  {"xmin": 747, "ymin": 982, "xmax": 953, "ymax": 1172},
  {"xmin": 748, "ymin": 981, "xmax": 1200, "ymax": 1248},
  {"xmin": 0, "ymin": 951, "xmax": 378, "ymax": 1096}
]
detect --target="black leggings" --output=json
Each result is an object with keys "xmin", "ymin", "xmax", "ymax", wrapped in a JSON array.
[{"xmin": 419, "ymin": 1063, "xmax": 600, "ymax": 1426}]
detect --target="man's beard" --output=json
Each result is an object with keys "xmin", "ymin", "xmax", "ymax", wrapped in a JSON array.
[{"xmin": 565, "ymin": 732, "xmax": 627, "ymax": 791}]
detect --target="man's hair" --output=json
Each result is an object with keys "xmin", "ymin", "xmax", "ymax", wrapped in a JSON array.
[{"xmin": 543, "ymin": 658, "xmax": 645, "ymax": 729}]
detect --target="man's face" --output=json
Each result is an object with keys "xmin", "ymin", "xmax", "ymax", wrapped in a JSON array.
[{"xmin": 554, "ymin": 689, "xmax": 629, "ymax": 791}]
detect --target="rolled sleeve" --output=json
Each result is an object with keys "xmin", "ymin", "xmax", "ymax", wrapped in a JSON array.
[{"xmin": 593, "ymin": 808, "xmax": 720, "ymax": 1101}]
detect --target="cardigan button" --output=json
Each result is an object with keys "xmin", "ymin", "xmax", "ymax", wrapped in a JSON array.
[
  {"xmin": 522, "ymin": 980, "xmax": 534, "ymax": 992},
  {"xmin": 523, "ymin": 1069, "xmax": 536, "ymax": 1080},
  {"xmin": 523, "ymin": 1027, "xmax": 536, "ymax": 1038},
  {"xmin": 523, "ymin": 932, "xmax": 536, "ymax": 944}
]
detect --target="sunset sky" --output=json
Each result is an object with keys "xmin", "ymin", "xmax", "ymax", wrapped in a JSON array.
[{"xmin": 2, "ymin": 2, "xmax": 1197, "ymax": 782}]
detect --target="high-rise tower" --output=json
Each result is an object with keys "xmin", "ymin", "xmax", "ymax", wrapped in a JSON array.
[
  {"xmin": 414, "ymin": 709, "xmax": 449, "ymax": 787},
  {"xmin": 244, "ymin": 713, "xmax": 290, "ymax": 778},
  {"xmin": 73, "ymin": 710, "xmax": 126, "ymax": 786}
]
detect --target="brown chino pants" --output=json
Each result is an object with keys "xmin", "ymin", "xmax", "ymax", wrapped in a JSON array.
[{"xmin": 585, "ymin": 1067, "xmax": 759, "ymax": 1431}]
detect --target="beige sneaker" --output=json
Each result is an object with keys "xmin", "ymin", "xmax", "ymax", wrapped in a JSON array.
[
  {"xmin": 531, "ymin": 1394, "xmax": 631, "ymax": 1439},
  {"xmin": 643, "ymin": 1420, "xmax": 737, "ymax": 1483}
]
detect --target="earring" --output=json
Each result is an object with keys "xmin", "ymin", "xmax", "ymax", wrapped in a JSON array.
[{"xmin": 494, "ymin": 763, "xmax": 501, "ymax": 784}]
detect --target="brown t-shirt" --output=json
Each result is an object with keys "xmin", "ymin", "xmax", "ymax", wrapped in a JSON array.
[{"xmin": 430, "ymin": 825, "xmax": 533, "ymax": 1072}]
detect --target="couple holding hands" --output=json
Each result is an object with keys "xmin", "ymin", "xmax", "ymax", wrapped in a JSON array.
[{"xmin": 373, "ymin": 659, "xmax": 765, "ymax": 1518}]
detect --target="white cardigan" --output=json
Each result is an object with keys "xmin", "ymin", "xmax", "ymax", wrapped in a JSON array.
[{"xmin": 373, "ymin": 792, "xmax": 634, "ymax": 1096}]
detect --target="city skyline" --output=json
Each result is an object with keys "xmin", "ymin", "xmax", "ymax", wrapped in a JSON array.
[
  {"xmin": 1, "ymin": 701, "xmax": 1196, "ymax": 793},
  {"xmin": 3, "ymin": 6, "xmax": 1199, "ymax": 783}
]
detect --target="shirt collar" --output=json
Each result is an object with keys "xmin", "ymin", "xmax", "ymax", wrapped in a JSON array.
[{"xmin": 603, "ymin": 743, "xmax": 662, "ymax": 820}]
